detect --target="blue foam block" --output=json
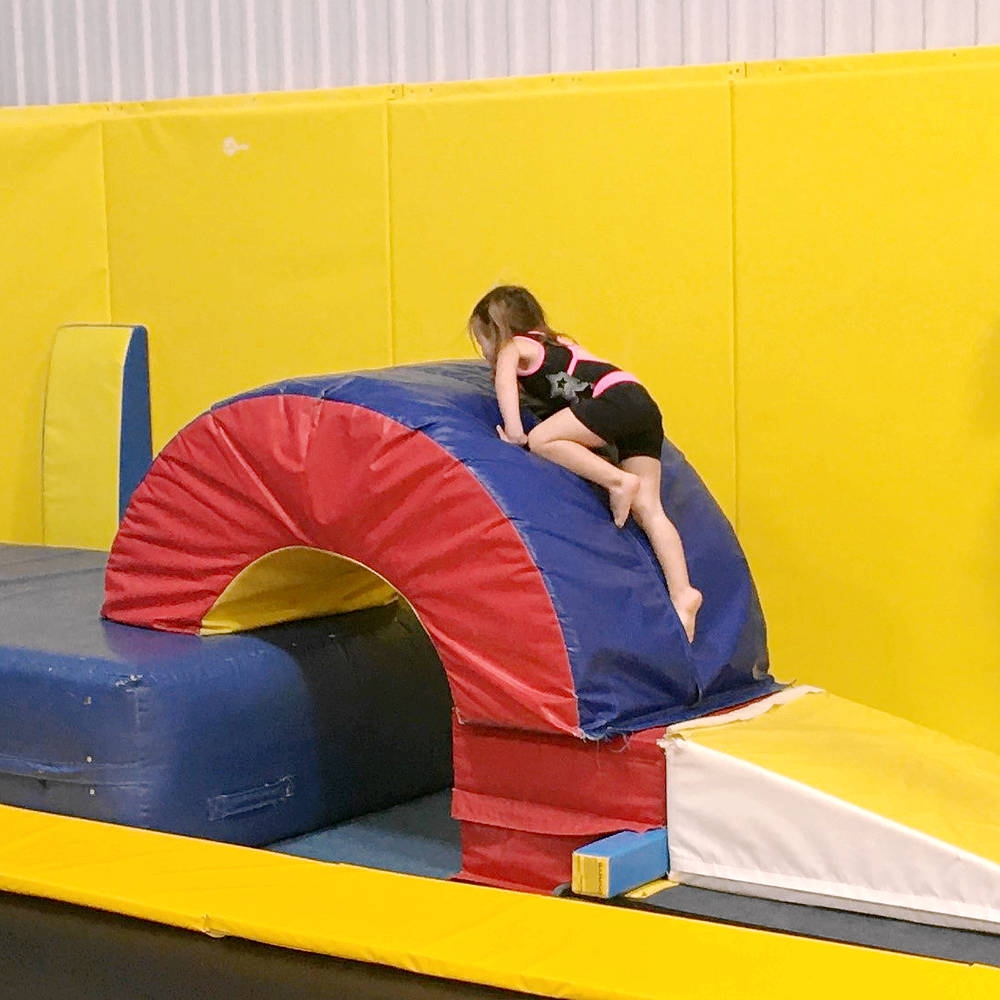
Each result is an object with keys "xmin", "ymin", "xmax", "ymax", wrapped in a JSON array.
[
  {"xmin": 572, "ymin": 829, "xmax": 670, "ymax": 898},
  {"xmin": 0, "ymin": 545, "xmax": 452, "ymax": 846}
]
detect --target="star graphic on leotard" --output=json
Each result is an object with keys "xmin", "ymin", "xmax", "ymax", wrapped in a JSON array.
[{"xmin": 547, "ymin": 371, "xmax": 591, "ymax": 402}]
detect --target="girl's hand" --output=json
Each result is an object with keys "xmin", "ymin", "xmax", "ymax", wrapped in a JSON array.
[{"xmin": 497, "ymin": 425, "xmax": 528, "ymax": 447}]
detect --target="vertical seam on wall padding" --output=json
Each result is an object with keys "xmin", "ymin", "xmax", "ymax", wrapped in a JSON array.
[
  {"xmin": 98, "ymin": 116, "xmax": 114, "ymax": 327},
  {"xmin": 39, "ymin": 336, "xmax": 53, "ymax": 542},
  {"xmin": 100, "ymin": 114, "xmax": 119, "ymax": 501},
  {"xmin": 728, "ymin": 73, "xmax": 741, "ymax": 534},
  {"xmin": 384, "ymin": 95, "xmax": 396, "ymax": 365}
]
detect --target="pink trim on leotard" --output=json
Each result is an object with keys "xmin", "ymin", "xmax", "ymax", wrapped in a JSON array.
[
  {"xmin": 564, "ymin": 343, "xmax": 609, "ymax": 376},
  {"xmin": 513, "ymin": 335, "xmax": 545, "ymax": 376},
  {"xmin": 592, "ymin": 371, "xmax": 640, "ymax": 397},
  {"xmin": 513, "ymin": 332, "xmax": 615, "ymax": 381}
]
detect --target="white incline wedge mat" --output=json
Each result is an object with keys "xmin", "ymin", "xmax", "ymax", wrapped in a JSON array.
[{"xmin": 660, "ymin": 687, "xmax": 1000, "ymax": 933}]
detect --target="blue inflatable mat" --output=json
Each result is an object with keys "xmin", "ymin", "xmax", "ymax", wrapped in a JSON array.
[{"xmin": 0, "ymin": 545, "xmax": 453, "ymax": 846}]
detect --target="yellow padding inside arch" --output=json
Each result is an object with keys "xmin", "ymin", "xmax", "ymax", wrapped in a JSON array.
[
  {"xmin": 0, "ymin": 804, "xmax": 995, "ymax": 998},
  {"xmin": 200, "ymin": 546, "xmax": 396, "ymax": 635}
]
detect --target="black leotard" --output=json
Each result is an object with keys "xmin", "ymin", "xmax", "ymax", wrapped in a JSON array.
[{"xmin": 514, "ymin": 334, "xmax": 664, "ymax": 461}]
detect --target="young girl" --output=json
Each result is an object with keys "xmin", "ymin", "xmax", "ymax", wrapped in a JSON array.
[{"xmin": 469, "ymin": 285, "xmax": 702, "ymax": 643}]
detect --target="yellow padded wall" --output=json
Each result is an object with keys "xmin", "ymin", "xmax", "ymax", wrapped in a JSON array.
[
  {"xmin": 390, "ymin": 71, "xmax": 740, "ymax": 514},
  {"xmin": 9, "ymin": 54, "xmax": 1000, "ymax": 757},
  {"xmin": 0, "ymin": 116, "xmax": 110, "ymax": 543},
  {"xmin": 101, "ymin": 95, "xmax": 395, "ymax": 451},
  {"xmin": 733, "ymin": 56, "xmax": 1000, "ymax": 751}
]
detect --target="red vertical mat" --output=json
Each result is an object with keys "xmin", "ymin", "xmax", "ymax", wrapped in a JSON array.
[
  {"xmin": 458, "ymin": 822, "xmax": 597, "ymax": 893},
  {"xmin": 451, "ymin": 717, "xmax": 666, "ymax": 892}
]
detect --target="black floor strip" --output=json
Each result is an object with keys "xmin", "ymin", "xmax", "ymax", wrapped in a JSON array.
[{"xmin": 613, "ymin": 883, "xmax": 1000, "ymax": 968}]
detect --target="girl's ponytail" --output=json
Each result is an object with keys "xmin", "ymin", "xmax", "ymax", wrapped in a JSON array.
[{"xmin": 487, "ymin": 299, "xmax": 515, "ymax": 345}]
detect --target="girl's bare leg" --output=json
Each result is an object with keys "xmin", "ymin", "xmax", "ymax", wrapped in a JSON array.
[
  {"xmin": 622, "ymin": 455, "xmax": 702, "ymax": 642},
  {"xmin": 524, "ymin": 414, "xmax": 700, "ymax": 639},
  {"xmin": 525, "ymin": 409, "xmax": 639, "ymax": 527}
]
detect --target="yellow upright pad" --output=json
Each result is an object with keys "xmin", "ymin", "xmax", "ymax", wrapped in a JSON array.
[
  {"xmin": 42, "ymin": 324, "xmax": 135, "ymax": 550},
  {"xmin": 0, "ymin": 803, "xmax": 996, "ymax": 999},
  {"xmin": 200, "ymin": 546, "xmax": 397, "ymax": 634}
]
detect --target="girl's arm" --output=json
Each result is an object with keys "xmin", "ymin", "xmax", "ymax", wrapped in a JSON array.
[{"xmin": 494, "ymin": 340, "xmax": 528, "ymax": 446}]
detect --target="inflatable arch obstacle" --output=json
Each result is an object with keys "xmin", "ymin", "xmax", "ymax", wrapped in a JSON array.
[
  {"xmin": 102, "ymin": 360, "xmax": 775, "ymax": 734},
  {"xmin": 101, "ymin": 359, "xmax": 776, "ymax": 889}
]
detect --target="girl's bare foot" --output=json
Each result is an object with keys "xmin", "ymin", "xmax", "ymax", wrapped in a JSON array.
[
  {"xmin": 608, "ymin": 473, "xmax": 641, "ymax": 528},
  {"xmin": 673, "ymin": 587, "xmax": 703, "ymax": 643}
]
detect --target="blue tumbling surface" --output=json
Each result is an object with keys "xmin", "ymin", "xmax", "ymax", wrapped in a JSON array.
[{"xmin": 269, "ymin": 788, "xmax": 461, "ymax": 879}]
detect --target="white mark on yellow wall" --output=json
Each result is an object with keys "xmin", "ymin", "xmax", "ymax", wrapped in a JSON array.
[{"xmin": 222, "ymin": 137, "xmax": 250, "ymax": 157}]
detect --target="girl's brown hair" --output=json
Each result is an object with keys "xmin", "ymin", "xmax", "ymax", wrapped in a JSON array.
[{"xmin": 468, "ymin": 285, "xmax": 567, "ymax": 370}]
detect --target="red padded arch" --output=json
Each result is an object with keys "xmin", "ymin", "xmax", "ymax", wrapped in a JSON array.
[{"xmin": 104, "ymin": 395, "xmax": 580, "ymax": 735}]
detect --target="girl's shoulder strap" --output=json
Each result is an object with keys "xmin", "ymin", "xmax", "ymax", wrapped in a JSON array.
[{"xmin": 511, "ymin": 334, "xmax": 546, "ymax": 375}]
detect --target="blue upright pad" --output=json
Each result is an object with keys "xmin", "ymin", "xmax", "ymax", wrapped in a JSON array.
[{"xmin": 0, "ymin": 546, "xmax": 452, "ymax": 845}]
